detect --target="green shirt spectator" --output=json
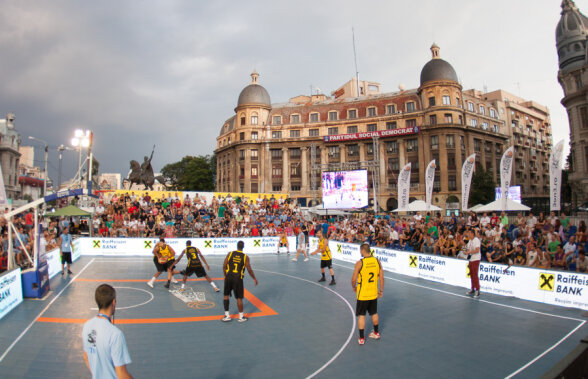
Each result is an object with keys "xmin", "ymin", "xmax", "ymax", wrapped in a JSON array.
[
  {"xmin": 500, "ymin": 215, "xmax": 509, "ymax": 227},
  {"xmin": 548, "ymin": 239, "xmax": 561, "ymax": 254},
  {"xmin": 561, "ymin": 215, "xmax": 570, "ymax": 229},
  {"xmin": 218, "ymin": 205, "xmax": 226, "ymax": 218},
  {"xmin": 427, "ymin": 225, "xmax": 438, "ymax": 238},
  {"xmin": 162, "ymin": 200, "xmax": 170, "ymax": 209}
]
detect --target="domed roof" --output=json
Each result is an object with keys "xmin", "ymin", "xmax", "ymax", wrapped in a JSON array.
[
  {"xmin": 420, "ymin": 44, "xmax": 458, "ymax": 86},
  {"xmin": 556, "ymin": 0, "xmax": 588, "ymax": 72},
  {"xmin": 237, "ymin": 71, "xmax": 271, "ymax": 107}
]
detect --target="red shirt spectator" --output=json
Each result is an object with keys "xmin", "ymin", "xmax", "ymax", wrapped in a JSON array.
[{"xmin": 251, "ymin": 227, "xmax": 259, "ymax": 236}]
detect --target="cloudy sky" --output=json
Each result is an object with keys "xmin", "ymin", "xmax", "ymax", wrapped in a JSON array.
[{"xmin": 1, "ymin": 0, "xmax": 574, "ymax": 185}]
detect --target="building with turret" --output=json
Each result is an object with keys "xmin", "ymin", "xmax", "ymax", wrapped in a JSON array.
[
  {"xmin": 556, "ymin": 0, "xmax": 588, "ymax": 207},
  {"xmin": 0, "ymin": 113, "xmax": 21, "ymax": 200},
  {"xmin": 215, "ymin": 45, "xmax": 552, "ymax": 212}
]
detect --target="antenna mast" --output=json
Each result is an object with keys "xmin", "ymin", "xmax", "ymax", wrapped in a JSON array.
[{"xmin": 352, "ymin": 27, "xmax": 360, "ymax": 97}]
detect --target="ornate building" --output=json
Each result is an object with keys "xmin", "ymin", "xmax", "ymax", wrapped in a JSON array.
[
  {"xmin": 0, "ymin": 113, "xmax": 21, "ymax": 200},
  {"xmin": 216, "ymin": 45, "xmax": 552, "ymax": 211},
  {"xmin": 556, "ymin": 0, "xmax": 588, "ymax": 207}
]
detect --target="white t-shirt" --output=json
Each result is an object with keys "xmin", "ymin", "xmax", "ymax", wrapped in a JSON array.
[
  {"xmin": 480, "ymin": 216, "xmax": 490, "ymax": 227},
  {"xmin": 527, "ymin": 249, "xmax": 538, "ymax": 266},
  {"xmin": 466, "ymin": 237, "xmax": 481, "ymax": 262}
]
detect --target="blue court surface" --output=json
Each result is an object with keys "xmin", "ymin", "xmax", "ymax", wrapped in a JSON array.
[{"xmin": 0, "ymin": 254, "xmax": 587, "ymax": 378}]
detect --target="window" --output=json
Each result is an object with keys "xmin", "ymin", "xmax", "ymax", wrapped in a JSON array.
[
  {"xmin": 309, "ymin": 129, "xmax": 319, "ymax": 137},
  {"xmin": 448, "ymin": 176, "xmax": 457, "ymax": 191},
  {"xmin": 386, "ymin": 104, "xmax": 396, "ymax": 114},
  {"xmin": 272, "ymin": 185, "xmax": 282, "ymax": 192},
  {"xmin": 446, "ymin": 134, "xmax": 455, "ymax": 148},
  {"xmin": 406, "ymin": 102, "xmax": 415, "ymax": 112},
  {"xmin": 291, "ymin": 114, "xmax": 300, "ymax": 124},
  {"xmin": 251, "ymin": 149, "xmax": 258, "ymax": 160},
  {"xmin": 291, "ymin": 184, "xmax": 301, "ymax": 191},
  {"xmin": 290, "ymin": 148, "xmax": 301, "ymax": 158},
  {"xmin": 328, "ymin": 146, "xmax": 340, "ymax": 157},
  {"xmin": 406, "ymin": 119, "xmax": 417, "ymax": 128},
  {"xmin": 251, "ymin": 166, "xmax": 258, "ymax": 178},
  {"xmin": 251, "ymin": 131, "xmax": 258, "ymax": 140},
  {"xmin": 444, "ymin": 113, "xmax": 453, "ymax": 124},
  {"xmin": 406, "ymin": 138, "xmax": 418, "ymax": 152},
  {"xmin": 458, "ymin": 115, "xmax": 463, "ymax": 124},
  {"xmin": 386, "ymin": 121, "xmax": 397, "ymax": 130},
  {"xmin": 470, "ymin": 119, "xmax": 478, "ymax": 127},
  {"xmin": 290, "ymin": 130, "xmax": 301, "ymax": 138},
  {"xmin": 272, "ymin": 166, "xmax": 282, "ymax": 177},
  {"xmin": 290, "ymin": 163, "xmax": 301, "ymax": 177},
  {"xmin": 447, "ymin": 153, "xmax": 456, "ymax": 169},
  {"xmin": 580, "ymin": 106, "xmax": 588, "ymax": 129},
  {"xmin": 490, "ymin": 109, "xmax": 496, "ymax": 118},
  {"xmin": 367, "ymin": 143, "xmax": 374, "ymax": 155},
  {"xmin": 328, "ymin": 111, "xmax": 338, "ymax": 121},
  {"xmin": 460, "ymin": 135, "xmax": 465, "ymax": 150},
  {"xmin": 442, "ymin": 95, "xmax": 451, "ymax": 105},
  {"xmin": 347, "ymin": 125, "xmax": 358, "ymax": 134},
  {"xmin": 367, "ymin": 107, "xmax": 377, "ymax": 117},
  {"xmin": 271, "ymin": 149, "xmax": 282, "ymax": 159},
  {"xmin": 434, "ymin": 178, "xmax": 441, "ymax": 192},
  {"xmin": 328, "ymin": 127, "xmax": 339, "ymax": 135},
  {"xmin": 468, "ymin": 102, "xmax": 474, "ymax": 111},
  {"xmin": 388, "ymin": 157, "xmax": 399, "ymax": 172},
  {"xmin": 479, "ymin": 105, "xmax": 485, "ymax": 115},
  {"xmin": 272, "ymin": 131, "xmax": 282, "ymax": 139},
  {"xmin": 430, "ymin": 135, "xmax": 439, "ymax": 150},
  {"xmin": 492, "ymin": 124, "xmax": 499, "ymax": 133},
  {"xmin": 240, "ymin": 132, "xmax": 245, "ymax": 141},
  {"xmin": 576, "ymin": 74, "xmax": 583, "ymax": 90},
  {"xmin": 367, "ymin": 123, "xmax": 377, "ymax": 132},
  {"xmin": 428, "ymin": 96, "xmax": 436, "ymax": 107},
  {"xmin": 429, "ymin": 115, "xmax": 437, "ymax": 125},
  {"xmin": 386, "ymin": 141, "xmax": 398, "ymax": 154},
  {"xmin": 456, "ymin": 97, "xmax": 461, "ymax": 107},
  {"xmin": 348, "ymin": 109, "xmax": 357, "ymax": 119},
  {"xmin": 251, "ymin": 115, "xmax": 258, "ymax": 125},
  {"xmin": 474, "ymin": 139, "xmax": 481, "ymax": 152},
  {"xmin": 310, "ymin": 113, "xmax": 319, "ymax": 123},
  {"xmin": 240, "ymin": 117, "xmax": 245, "ymax": 126},
  {"xmin": 485, "ymin": 142, "xmax": 492, "ymax": 153},
  {"xmin": 347, "ymin": 144, "xmax": 359, "ymax": 156},
  {"xmin": 239, "ymin": 150, "xmax": 245, "ymax": 160},
  {"xmin": 272, "ymin": 115, "xmax": 282, "ymax": 125}
]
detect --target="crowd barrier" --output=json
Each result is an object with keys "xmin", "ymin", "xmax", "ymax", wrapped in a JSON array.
[
  {"xmin": 308, "ymin": 237, "xmax": 588, "ymax": 311},
  {"xmin": 0, "ymin": 268, "xmax": 23, "ymax": 320}
]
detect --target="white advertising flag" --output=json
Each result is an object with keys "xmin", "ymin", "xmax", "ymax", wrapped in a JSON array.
[
  {"xmin": 0, "ymin": 161, "xmax": 8, "ymax": 207},
  {"xmin": 397, "ymin": 163, "xmax": 412, "ymax": 211},
  {"xmin": 425, "ymin": 160, "xmax": 436, "ymax": 211},
  {"xmin": 500, "ymin": 147, "xmax": 515, "ymax": 211},
  {"xmin": 461, "ymin": 154, "xmax": 476, "ymax": 211},
  {"xmin": 549, "ymin": 140, "xmax": 565, "ymax": 211}
]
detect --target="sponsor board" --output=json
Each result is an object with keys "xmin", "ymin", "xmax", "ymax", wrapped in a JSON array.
[
  {"xmin": 0, "ymin": 268, "xmax": 23, "ymax": 320},
  {"xmin": 44, "ymin": 248, "xmax": 62, "ymax": 279}
]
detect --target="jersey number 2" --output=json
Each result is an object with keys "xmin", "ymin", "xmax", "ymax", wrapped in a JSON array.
[{"xmin": 368, "ymin": 272, "xmax": 375, "ymax": 283}]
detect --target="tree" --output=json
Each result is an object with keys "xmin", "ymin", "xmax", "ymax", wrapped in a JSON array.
[
  {"xmin": 469, "ymin": 167, "xmax": 496, "ymax": 207},
  {"xmin": 160, "ymin": 155, "xmax": 215, "ymax": 191}
]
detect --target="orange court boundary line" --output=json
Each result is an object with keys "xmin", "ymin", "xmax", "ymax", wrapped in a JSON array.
[{"xmin": 37, "ymin": 278, "xmax": 277, "ymax": 324}]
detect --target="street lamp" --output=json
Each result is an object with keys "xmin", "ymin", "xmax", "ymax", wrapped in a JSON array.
[
  {"xmin": 57, "ymin": 144, "xmax": 75, "ymax": 190},
  {"xmin": 27, "ymin": 136, "xmax": 48, "ymax": 199},
  {"xmin": 71, "ymin": 129, "xmax": 92, "ymax": 189}
]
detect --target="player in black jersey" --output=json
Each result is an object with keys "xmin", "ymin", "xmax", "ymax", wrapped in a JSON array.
[
  {"xmin": 174, "ymin": 240, "xmax": 219, "ymax": 292},
  {"xmin": 221, "ymin": 240, "xmax": 258, "ymax": 322}
]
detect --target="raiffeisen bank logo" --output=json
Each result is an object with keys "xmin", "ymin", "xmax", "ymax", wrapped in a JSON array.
[
  {"xmin": 417, "ymin": 256, "xmax": 446, "ymax": 272},
  {"xmin": 541, "ymin": 273, "xmax": 588, "ymax": 295}
]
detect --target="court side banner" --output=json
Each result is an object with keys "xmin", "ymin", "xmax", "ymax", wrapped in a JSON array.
[{"xmin": 0, "ymin": 268, "xmax": 23, "ymax": 320}]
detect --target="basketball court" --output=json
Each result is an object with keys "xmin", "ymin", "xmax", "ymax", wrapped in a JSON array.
[{"xmin": 0, "ymin": 254, "xmax": 586, "ymax": 378}]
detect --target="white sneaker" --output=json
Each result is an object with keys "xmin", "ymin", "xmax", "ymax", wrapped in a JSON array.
[
  {"xmin": 214, "ymin": 287, "xmax": 220, "ymax": 292},
  {"xmin": 147, "ymin": 280, "xmax": 154, "ymax": 288},
  {"xmin": 291, "ymin": 258, "xmax": 297, "ymax": 261},
  {"xmin": 304, "ymin": 258, "xmax": 309, "ymax": 261},
  {"xmin": 171, "ymin": 278, "xmax": 178, "ymax": 284},
  {"xmin": 238, "ymin": 317, "xmax": 248, "ymax": 323},
  {"xmin": 221, "ymin": 315, "xmax": 232, "ymax": 322}
]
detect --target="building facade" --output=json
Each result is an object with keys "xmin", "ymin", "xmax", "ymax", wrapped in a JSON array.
[
  {"xmin": 0, "ymin": 113, "xmax": 21, "ymax": 200},
  {"xmin": 215, "ymin": 46, "xmax": 552, "ymax": 211},
  {"xmin": 556, "ymin": 0, "xmax": 588, "ymax": 207}
]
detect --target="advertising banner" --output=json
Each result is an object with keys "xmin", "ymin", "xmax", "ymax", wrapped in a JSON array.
[
  {"xmin": 425, "ymin": 160, "xmax": 436, "ymax": 211},
  {"xmin": 461, "ymin": 154, "xmax": 476, "ymax": 211},
  {"xmin": 500, "ymin": 147, "xmax": 515, "ymax": 211},
  {"xmin": 549, "ymin": 140, "xmax": 565, "ymax": 211},
  {"xmin": 44, "ymin": 248, "xmax": 62, "ymax": 279},
  {"xmin": 323, "ymin": 126, "xmax": 420, "ymax": 142},
  {"xmin": 0, "ymin": 268, "xmax": 23, "ymax": 320},
  {"xmin": 397, "ymin": 163, "xmax": 411, "ymax": 211}
]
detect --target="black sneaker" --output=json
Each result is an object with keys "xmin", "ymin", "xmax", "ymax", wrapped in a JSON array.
[
  {"xmin": 466, "ymin": 289, "xmax": 475, "ymax": 296},
  {"xmin": 164, "ymin": 283, "xmax": 170, "ymax": 289},
  {"xmin": 67, "ymin": 270, "xmax": 73, "ymax": 275},
  {"xmin": 318, "ymin": 277, "xmax": 326, "ymax": 282},
  {"xmin": 329, "ymin": 279, "xmax": 336, "ymax": 286},
  {"xmin": 61, "ymin": 271, "xmax": 64, "ymax": 276}
]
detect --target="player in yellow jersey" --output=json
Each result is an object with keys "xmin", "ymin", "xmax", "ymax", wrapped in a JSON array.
[
  {"xmin": 311, "ymin": 229, "xmax": 335, "ymax": 285},
  {"xmin": 147, "ymin": 237, "xmax": 180, "ymax": 289},
  {"xmin": 351, "ymin": 243, "xmax": 384, "ymax": 345},
  {"xmin": 221, "ymin": 241, "xmax": 258, "ymax": 322},
  {"xmin": 174, "ymin": 240, "xmax": 219, "ymax": 292}
]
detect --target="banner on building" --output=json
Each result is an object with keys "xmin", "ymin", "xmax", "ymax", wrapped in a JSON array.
[
  {"xmin": 461, "ymin": 154, "xmax": 476, "ymax": 211},
  {"xmin": 500, "ymin": 147, "xmax": 515, "ymax": 211},
  {"xmin": 0, "ymin": 161, "xmax": 9, "ymax": 206},
  {"xmin": 397, "ymin": 163, "xmax": 411, "ymax": 211},
  {"xmin": 549, "ymin": 140, "xmax": 565, "ymax": 211},
  {"xmin": 425, "ymin": 160, "xmax": 436, "ymax": 211}
]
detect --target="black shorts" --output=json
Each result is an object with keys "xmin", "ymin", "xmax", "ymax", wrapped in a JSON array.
[
  {"xmin": 153, "ymin": 256, "xmax": 175, "ymax": 272},
  {"xmin": 356, "ymin": 299, "xmax": 378, "ymax": 316},
  {"xmin": 223, "ymin": 275, "xmax": 244, "ymax": 299},
  {"xmin": 61, "ymin": 252, "xmax": 72, "ymax": 264},
  {"xmin": 280, "ymin": 242, "xmax": 287, "ymax": 247},
  {"xmin": 320, "ymin": 259, "xmax": 332, "ymax": 268},
  {"xmin": 185, "ymin": 266, "xmax": 207, "ymax": 278}
]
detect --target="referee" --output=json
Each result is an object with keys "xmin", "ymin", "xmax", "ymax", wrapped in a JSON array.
[{"xmin": 351, "ymin": 243, "xmax": 384, "ymax": 345}]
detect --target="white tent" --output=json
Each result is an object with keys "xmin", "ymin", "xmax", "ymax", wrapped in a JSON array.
[
  {"xmin": 467, "ymin": 204, "xmax": 484, "ymax": 212},
  {"xmin": 475, "ymin": 198, "xmax": 531, "ymax": 213},
  {"xmin": 306, "ymin": 205, "xmax": 349, "ymax": 216},
  {"xmin": 393, "ymin": 200, "xmax": 442, "ymax": 212}
]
